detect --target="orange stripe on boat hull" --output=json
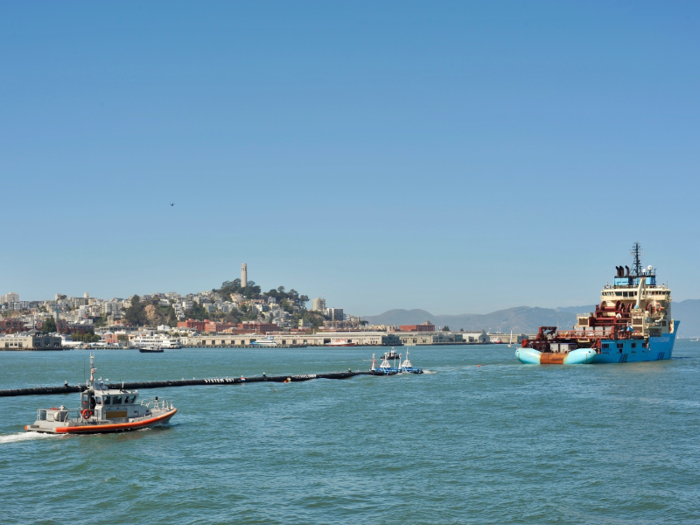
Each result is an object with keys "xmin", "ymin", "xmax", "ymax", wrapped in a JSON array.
[{"xmin": 55, "ymin": 408, "xmax": 177, "ymax": 434}]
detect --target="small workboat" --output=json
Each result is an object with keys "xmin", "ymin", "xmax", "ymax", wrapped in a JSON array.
[
  {"xmin": 139, "ymin": 345, "xmax": 164, "ymax": 353},
  {"xmin": 370, "ymin": 353, "xmax": 398, "ymax": 375},
  {"xmin": 399, "ymin": 350, "xmax": 423, "ymax": 374},
  {"xmin": 25, "ymin": 355, "xmax": 177, "ymax": 434},
  {"xmin": 380, "ymin": 348, "xmax": 400, "ymax": 360}
]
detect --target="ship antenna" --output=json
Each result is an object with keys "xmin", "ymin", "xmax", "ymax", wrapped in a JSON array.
[
  {"xmin": 89, "ymin": 354, "xmax": 95, "ymax": 388},
  {"xmin": 631, "ymin": 242, "xmax": 643, "ymax": 277}
]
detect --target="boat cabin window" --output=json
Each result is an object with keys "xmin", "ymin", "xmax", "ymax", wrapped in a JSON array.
[
  {"xmin": 631, "ymin": 343, "xmax": 637, "ymax": 348},
  {"xmin": 114, "ymin": 396, "xmax": 122, "ymax": 405},
  {"xmin": 602, "ymin": 344, "xmax": 609, "ymax": 349},
  {"xmin": 104, "ymin": 396, "xmax": 111, "ymax": 405}
]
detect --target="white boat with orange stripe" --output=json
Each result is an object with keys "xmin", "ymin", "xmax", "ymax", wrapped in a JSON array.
[{"xmin": 25, "ymin": 355, "xmax": 177, "ymax": 434}]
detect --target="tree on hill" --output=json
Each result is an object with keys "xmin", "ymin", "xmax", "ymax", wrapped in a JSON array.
[
  {"xmin": 215, "ymin": 278, "xmax": 262, "ymax": 300},
  {"xmin": 263, "ymin": 286, "xmax": 309, "ymax": 308},
  {"xmin": 142, "ymin": 302, "xmax": 179, "ymax": 327},
  {"xmin": 42, "ymin": 317, "xmax": 57, "ymax": 333},
  {"xmin": 71, "ymin": 330, "xmax": 100, "ymax": 343},
  {"xmin": 441, "ymin": 325, "xmax": 451, "ymax": 332},
  {"xmin": 168, "ymin": 307, "xmax": 178, "ymax": 326},
  {"xmin": 295, "ymin": 310, "xmax": 327, "ymax": 330},
  {"xmin": 124, "ymin": 295, "xmax": 148, "ymax": 326},
  {"xmin": 221, "ymin": 310, "xmax": 243, "ymax": 325}
]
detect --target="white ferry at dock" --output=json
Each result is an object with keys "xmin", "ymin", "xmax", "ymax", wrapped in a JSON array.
[
  {"xmin": 251, "ymin": 336, "xmax": 279, "ymax": 347},
  {"xmin": 325, "ymin": 339, "xmax": 356, "ymax": 347},
  {"xmin": 130, "ymin": 333, "xmax": 181, "ymax": 349}
]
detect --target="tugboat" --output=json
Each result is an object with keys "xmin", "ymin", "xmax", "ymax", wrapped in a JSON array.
[
  {"xmin": 516, "ymin": 243, "xmax": 679, "ymax": 365},
  {"xmin": 25, "ymin": 355, "xmax": 177, "ymax": 434},
  {"xmin": 380, "ymin": 348, "xmax": 400, "ymax": 360},
  {"xmin": 399, "ymin": 350, "xmax": 423, "ymax": 374}
]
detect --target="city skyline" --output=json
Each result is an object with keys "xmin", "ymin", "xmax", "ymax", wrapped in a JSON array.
[{"xmin": 2, "ymin": 2, "xmax": 699, "ymax": 314}]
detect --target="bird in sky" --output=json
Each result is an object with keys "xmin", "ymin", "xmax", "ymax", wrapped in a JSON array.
[{"xmin": 170, "ymin": 203, "xmax": 174, "ymax": 206}]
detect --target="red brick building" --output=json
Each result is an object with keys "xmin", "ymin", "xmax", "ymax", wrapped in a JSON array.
[
  {"xmin": 177, "ymin": 319, "xmax": 207, "ymax": 331},
  {"xmin": 399, "ymin": 321, "xmax": 435, "ymax": 332},
  {"xmin": 204, "ymin": 321, "xmax": 238, "ymax": 333},
  {"xmin": 102, "ymin": 332, "xmax": 119, "ymax": 344},
  {"xmin": 55, "ymin": 321, "xmax": 92, "ymax": 335},
  {"xmin": 0, "ymin": 318, "xmax": 28, "ymax": 333}
]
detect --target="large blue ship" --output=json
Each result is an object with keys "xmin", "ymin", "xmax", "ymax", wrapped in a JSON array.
[{"xmin": 516, "ymin": 243, "xmax": 678, "ymax": 365}]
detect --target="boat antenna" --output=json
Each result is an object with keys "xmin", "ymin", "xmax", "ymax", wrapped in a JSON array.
[
  {"xmin": 89, "ymin": 354, "xmax": 96, "ymax": 388},
  {"xmin": 631, "ymin": 242, "xmax": 643, "ymax": 277}
]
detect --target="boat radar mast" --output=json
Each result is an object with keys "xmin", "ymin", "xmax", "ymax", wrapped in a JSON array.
[
  {"xmin": 89, "ymin": 354, "xmax": 96, "ymax": 388},
  {"xmin": 631, "ymin": 242, "xmax": 644, "ymax": 277}
]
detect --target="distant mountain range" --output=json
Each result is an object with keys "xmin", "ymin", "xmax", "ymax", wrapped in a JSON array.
[{"xmin": 362, "ymin": 299, "xmax": 700, "ymax": 337}]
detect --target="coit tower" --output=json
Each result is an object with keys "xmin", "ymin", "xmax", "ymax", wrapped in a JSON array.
[{"xmin": 241, "ymin": 263, "xmax": 248, "ymax": 288}]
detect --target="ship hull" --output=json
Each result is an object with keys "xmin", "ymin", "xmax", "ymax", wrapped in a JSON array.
[
  {"xmin": 25, "ymin": 408, "xmax": 177, "ymax": 434},
  {"xmin": 515, "ymin": 348, "xmax": 596, "ymax": 365},
  {"xmin": 516, "ymin": 321, "xmax": 678, "ymax": 365},
  {"xmin": 592, "ymin": 323, "xmax": 678, "ymax": 363}
]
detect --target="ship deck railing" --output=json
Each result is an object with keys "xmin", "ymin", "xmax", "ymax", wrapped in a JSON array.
[{"xmin": 556, "ymin": 329, "xmax": 638, "ymax": 340}]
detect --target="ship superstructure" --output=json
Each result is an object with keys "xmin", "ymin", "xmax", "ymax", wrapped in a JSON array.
[{"xmin": 516, "ymin": 244, "xmax": 678, "ymax": 364}]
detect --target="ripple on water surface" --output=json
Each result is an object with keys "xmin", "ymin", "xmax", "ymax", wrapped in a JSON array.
[{"xmin": 1, "ymin": 343, "xmax": 700, "ymax": 524}]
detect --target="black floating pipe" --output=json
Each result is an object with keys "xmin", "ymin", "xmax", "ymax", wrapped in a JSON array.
[{"xmin": 0, "ymin": 371, "xmax": 372, "ymax": 398}]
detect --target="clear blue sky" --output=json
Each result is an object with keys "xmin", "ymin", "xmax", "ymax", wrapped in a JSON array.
[{"xmin": 2, "ymin": 1, "xmax": 699, "ymax": 315}]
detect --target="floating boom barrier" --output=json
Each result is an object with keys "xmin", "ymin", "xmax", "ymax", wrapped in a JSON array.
[{"xmin": 0, "ymin": 370, "xmax": 373, "ymax": 398}]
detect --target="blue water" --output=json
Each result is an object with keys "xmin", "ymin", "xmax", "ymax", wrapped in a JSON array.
[{"xmin": 2, "ymin": 342, "xmax": 700, "ymax": 524}]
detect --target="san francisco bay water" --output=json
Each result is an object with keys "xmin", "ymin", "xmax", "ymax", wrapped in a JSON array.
[{"xmin": 1, "ymin": 342, "xmax": 699, "ymax": 524}]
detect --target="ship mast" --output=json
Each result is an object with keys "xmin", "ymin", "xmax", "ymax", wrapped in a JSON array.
[{"xmin": 631, "ymin": 242, "xmax": 643, "ymax": 277}]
